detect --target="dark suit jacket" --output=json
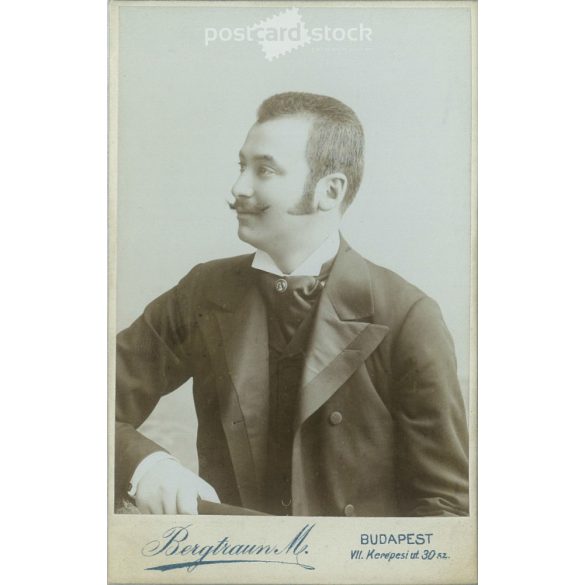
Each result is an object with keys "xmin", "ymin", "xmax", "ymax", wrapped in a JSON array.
[{"xmin": 116, "ymin": 240, "xmax": 469, "ymax": 516}]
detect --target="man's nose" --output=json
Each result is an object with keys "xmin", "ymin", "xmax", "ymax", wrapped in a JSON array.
[{"xmin": 231, "ymin": 172, "xmax": 254, "ymax": 198}]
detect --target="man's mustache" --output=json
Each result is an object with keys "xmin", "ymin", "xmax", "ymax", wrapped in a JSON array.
[{"xmin": 227, "ymin": 200, "xmax": 270, "ymax": 214}]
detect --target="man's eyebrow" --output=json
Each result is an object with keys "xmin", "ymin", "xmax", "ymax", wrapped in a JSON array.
[{"xmin": 239, "ymin": 151, "xmax": 282, "ymax": 166}]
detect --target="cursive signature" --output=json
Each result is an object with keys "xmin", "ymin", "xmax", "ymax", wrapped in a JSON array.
[{"xmin": 142, "ymin": 523, "xmax": 315, "ymax": 572}]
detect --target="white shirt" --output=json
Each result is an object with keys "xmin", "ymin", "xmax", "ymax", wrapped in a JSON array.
[
  {"xmin": 251, "ymin": 231, "xmax": 341, "ymax": 277},
  {"xmin": 128, "ymin": 231, "xmax": 342, "ymax": 496}
]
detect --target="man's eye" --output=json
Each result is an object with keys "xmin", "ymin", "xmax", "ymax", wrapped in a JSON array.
[
  {"xmin": 238, "ymin": 162, "xmax": 246, "ymax": 173},
  {"xmin": 257, "ymin": 166, "xmax": 275, "ymax": 177}
]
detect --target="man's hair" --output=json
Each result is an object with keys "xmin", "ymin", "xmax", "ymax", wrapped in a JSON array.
[{"xmin": 257, "ymin": 92, "xmax": 364, "ymax": 212}]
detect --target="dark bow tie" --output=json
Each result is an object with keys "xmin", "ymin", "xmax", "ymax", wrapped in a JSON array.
[{"xmin": 255, "ymin": 260, "xmax": 334, "ymax": 344}]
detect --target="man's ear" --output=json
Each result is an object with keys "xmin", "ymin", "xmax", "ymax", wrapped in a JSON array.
[{"xmin": 314, "ymin": 173, "xmax": 348, "ymax": 212}]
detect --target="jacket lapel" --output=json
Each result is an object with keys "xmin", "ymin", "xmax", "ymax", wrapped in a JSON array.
[
  {"xmin": 204, "ymin": 258, "xmax": 270, "ymax": 507},
  {"xmin": 296, "ymin": 240, "xmax": 389, "ymax": 430}
]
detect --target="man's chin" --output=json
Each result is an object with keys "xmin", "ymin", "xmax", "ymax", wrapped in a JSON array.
[{"xmin": 237, "ymin": 224, "xmax": 261, "ymax": 248}]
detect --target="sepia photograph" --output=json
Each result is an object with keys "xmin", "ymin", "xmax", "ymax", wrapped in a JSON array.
[
  {"xmin": 8, "ymin": 1, "xmax": 585, "ymax": 585},
  {"xmin": 109, "ymin": 1, "xmax": 477, "ymax": 582}
]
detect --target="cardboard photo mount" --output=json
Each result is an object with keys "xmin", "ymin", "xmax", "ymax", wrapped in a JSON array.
[{"xmin": 108, "ymin": 1, "xmax": 478, "ymax": 583}]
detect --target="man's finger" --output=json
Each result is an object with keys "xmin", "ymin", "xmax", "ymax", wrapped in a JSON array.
[
  {"xmin": 196, "ymin": 476, "xmax": 220, "ymax": 503},
  {"xmin": 138, "ymin": 495, "xmax": 163, "ymax": 515},
  {"xmin": 161, "ymin": 488, "xmax": 178, "ymax": 514},
  {"xmin": 176, "ymin": 486, "xmax": 199, "ymax": 515}
]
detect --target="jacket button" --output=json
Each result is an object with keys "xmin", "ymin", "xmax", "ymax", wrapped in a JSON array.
[
  {"xmin": 344, "ymin": 504, "xmax": 355, "ymax": 517},
  {"xmin": 329, "ymin": 411, "xmax": 343, "ymax": 425}
]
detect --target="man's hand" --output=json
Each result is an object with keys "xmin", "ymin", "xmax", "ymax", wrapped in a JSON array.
[{"xmin": 134, "ymin": 458, "xmax": 220, "ymax": 514}]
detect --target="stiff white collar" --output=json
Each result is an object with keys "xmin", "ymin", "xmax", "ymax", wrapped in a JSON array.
[{"xmin": 252, "ymin": 232, "xmax": 341, "ymax": 277}]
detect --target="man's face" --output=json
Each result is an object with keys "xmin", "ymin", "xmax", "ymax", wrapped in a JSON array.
[{"xmin": 231, "ymin": 116, "xmax": 315, "ymax": 252}]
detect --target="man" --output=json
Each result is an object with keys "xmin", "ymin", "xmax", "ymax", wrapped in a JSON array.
[{"xmin": 115, "ymin": 92, "xmax": 469, "ymax": 517}]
